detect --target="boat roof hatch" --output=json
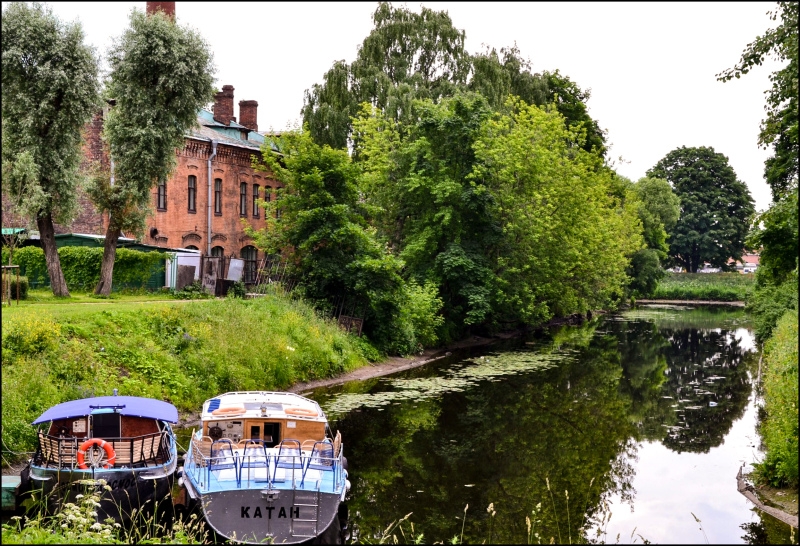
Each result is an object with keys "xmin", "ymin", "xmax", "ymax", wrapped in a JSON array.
[{"xmin": 32, "ymin": 396, "xmax": 179, "ymax": 424}]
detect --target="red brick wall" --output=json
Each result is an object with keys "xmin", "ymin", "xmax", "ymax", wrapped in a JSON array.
[{"xmin": 145, "ymin": 139, "xmax": 280, "ymax": 259}]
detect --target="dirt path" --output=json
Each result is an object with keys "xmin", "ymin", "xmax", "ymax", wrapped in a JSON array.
[{"xmin": 287, "ymin": 333, "xmax": 510, "ymax": 395}]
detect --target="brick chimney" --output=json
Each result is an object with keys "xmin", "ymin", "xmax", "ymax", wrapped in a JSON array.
[
  {"xmin": 239, "ymin": 100, "xmax": 258, "ymax": 132},
  {"xmin": 146, "ymin": 2, "xmax": 175, "ymax": 19},
  {"xmin": 213, "ymin": 85, "xmax": 235, "ymax": 126}
]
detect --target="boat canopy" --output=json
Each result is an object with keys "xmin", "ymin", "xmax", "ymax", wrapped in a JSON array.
[{"xmin": 32, "ymin": 396, "xmax": 179, "ymax": 425}]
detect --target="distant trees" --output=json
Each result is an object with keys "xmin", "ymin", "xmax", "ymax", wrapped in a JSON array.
[
  {"xmin": 648, "ymin": 146, "xmax": 755, "ymax": 273},
  {"xmin": 87, "ymin": 8, "xmax": 215, "ymax": 296},
  {"xmin": 2, "ymin": 2, "xmax": 101, "ymax": 297},
  {"xmin": 624, "ymin": 176, "xmax": 681, "ymax": 297}
]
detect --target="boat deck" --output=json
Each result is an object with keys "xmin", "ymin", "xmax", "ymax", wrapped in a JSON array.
[{"xmin": 184, "ymin": 442, "xmax": 346, "ymax": 496}]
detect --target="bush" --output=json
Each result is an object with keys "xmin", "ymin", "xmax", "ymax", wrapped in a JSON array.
[
  {"xmin": 755, "ymin": 310, "xmax": 799, "ymax": 488},
  {"xmin": 4, "ymin": 246, "xmax": 165, "ymax": 290},
  {"xmin": 2, "ymin": 274, "xmax": 28, "ymax": 300},
  {"xmin": 228, "ymin": 281, "xmax": 246, "ymax": 299},
  {"xmin": 746, "ymin": 270, "xmax": 798, "ymax": 342},
  {"xmin": 172, "ymin": 280, "xmax": 213, "ymax": 299}
]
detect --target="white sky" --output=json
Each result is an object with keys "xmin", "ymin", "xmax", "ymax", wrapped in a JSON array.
[{"xmin": 7, "ymin": 2, "xmax": 784, "ymax": 212}]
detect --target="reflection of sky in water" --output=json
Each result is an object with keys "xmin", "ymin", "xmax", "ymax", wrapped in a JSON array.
[
  {"xmin": 596, "ymin": 321, "xmax": 762, "ymax": 544},
  {"xmin": 597, "ymin": 394, "xmax": 762, "ymax": 544}
]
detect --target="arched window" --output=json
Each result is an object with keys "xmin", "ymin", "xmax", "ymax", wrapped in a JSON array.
[
  {"xmin": 188, "ymin": 175, "xmax": 197, "ymax": 212},
  {"xmin": 185, "ymin": 245, "xmax": 199, "ymax": 251},
  {"xmin": 211, "ymin": 246, "xmax": 225, "ymax": 257},
  {"xmin": 240, "ymin": 183, "xmax": 247, "ymax": 217},
  {"xmin": 214, "ymin": 179, "xmax": 222, "ymax": 215},
  {"xmin": 252, "ymin": 184, "xmax": 260, "ymax": 217},
  {"xmin": 241, "ymin": 245, "xmax": 258, "ymax": 283},
  {"xmin": 264, "ymin": 186, "xmax": 271, "ymax": 203},
  {"xmin": 157, "ymin": 179, "xmax": 167, "ymax": 211}
]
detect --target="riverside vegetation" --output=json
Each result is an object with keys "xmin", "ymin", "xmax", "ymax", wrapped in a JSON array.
[{"xmin": 0, "ymin": 288, "xmax": 370, "ymax": 468}]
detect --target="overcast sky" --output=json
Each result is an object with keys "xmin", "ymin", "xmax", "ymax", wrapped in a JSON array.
[{"xmin": 8, "ymin": 2, "xmax": 785, "ymax": 212}]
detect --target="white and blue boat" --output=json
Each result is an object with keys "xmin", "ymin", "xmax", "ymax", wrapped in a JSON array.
[
  {"xmin": 20, "ymin": 393, "xmax": 179, "ymax": 523},
  {"xmin": 180, "ymin": 391, "xmax": 350, "ymax": 544}
]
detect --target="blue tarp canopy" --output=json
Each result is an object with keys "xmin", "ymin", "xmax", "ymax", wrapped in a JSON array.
[{"xmin": 32, "ymin": 396, "xmax": 178, "ymax": 424}]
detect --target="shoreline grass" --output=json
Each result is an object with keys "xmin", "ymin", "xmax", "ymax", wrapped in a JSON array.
[{"xmin": 652, "ymin": 272, "xmax": 755, "ymax": 302}]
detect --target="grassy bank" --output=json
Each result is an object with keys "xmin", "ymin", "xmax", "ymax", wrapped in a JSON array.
[
  {"xmin": 1, "ymin": 290, "xmax": 369, "ymax": 466},
  {"xmin": 755, "ymin": 310, "xmax": 799, "ymax": 489},
  {"xmin": 652, "ymin": 272, "xmax": 755, "ymax": 301}
]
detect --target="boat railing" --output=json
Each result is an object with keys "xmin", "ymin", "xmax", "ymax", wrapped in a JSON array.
[
  {"xmin": 185, "ymin": 437, "xmax": 345, "ymax": 493},
  {"xmin": 36, "ymin": 430, "xmax": 172, "ymax": 470}
]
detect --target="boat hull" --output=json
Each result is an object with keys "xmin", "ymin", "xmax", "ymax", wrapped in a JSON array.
[
  {"xmin": 26, "ymin": 463, "xmax": 175, "ymax": 524},
  {"xmin": 193, "ymin": 487, "xmax": 342, "ymax": 544}
]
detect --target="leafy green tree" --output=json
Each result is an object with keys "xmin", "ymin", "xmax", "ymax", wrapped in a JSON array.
[
  {"xmin": 647, "ymin": 146, "xmax": 755, "ymax": 273},
  {"xmin": 303, "ymin": 4, "xmax": 607, "ymax": 158},
  {"xmin": 87, "ymin": 8, "xmax": 215, "ymax": 295},
  {"xmin": 469, "ymin": 45, "xmax": 607, "ymax": 156},
  {"xmin": 302, "ymin": 2, "xmax": 470, "ymax": 149},
  {"xmin": 718, "ymin": 1, "xmax": 798, "ymax": 200},
  {"xmin": 251, "ymin": 130, "xmax": 442, "ymax": 355},
  {"xmin": 1, "ymin": 2, "xmax": 100, "ymax": 297},
  {"xmin": 355, "ymin": 94, "xmax": 500, "ymax": 340},
  {"xmin": 474, "ymin": 98, "xmax": 641, "ymax": 320},
  {"xmin": 624, "ymin": 176, "xmax": 680, "ymax": 297}
]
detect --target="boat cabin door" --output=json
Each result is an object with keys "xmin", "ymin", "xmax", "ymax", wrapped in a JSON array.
[{"xmin": 91, "ymin": 410, "xmax": 121, "ymax": 438}]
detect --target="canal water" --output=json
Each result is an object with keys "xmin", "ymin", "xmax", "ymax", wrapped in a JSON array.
[{"xmin": 306, "ymin": 306, "xmax": 796, "ymax": 544}]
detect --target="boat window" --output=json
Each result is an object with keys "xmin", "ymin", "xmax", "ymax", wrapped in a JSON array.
[
  {"xmin": 250, "ymin": 425, "xmax": 260, "ymax": 440},
  {"xmin": 92, "ymin": 412, "xmax": 121, "ymax": 438}
]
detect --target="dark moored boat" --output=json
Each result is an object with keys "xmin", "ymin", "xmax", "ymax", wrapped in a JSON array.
[{"xmin": 20, "ymin": 393, "xmax": 178, "ymax": 523}]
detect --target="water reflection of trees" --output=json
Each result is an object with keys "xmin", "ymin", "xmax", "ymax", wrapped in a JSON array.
[
  {"xmin": 610, "ymin": 316, "xmax": 755, "ymax": 453},
  {"xmin": 330, "ymin": 312, "xmax": 757, "ymax": 543},
  {"xmin": 337, "ymin": 322, "xmax": 639, "ymax": 543},
  {"xmin": 659, "ymin": 327, "xmax": 753, "ymax": 453}
]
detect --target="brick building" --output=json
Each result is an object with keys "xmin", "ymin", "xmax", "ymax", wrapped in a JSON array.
[
  {"xmin": 144, "ymin": 85, "xmax": 281, "ymax": 282},
  {"xmin": 2, "ymin": 3, "xmax": 282, "ymax": 285},
  {"xmin": 75, "ymin": 84, "xmax": 281, "ymax": 283}
]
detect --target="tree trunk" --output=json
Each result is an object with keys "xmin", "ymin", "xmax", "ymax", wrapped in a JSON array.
[
  {"xmin": 37, "ymin": 212, "xmax": 70, "ymax": 297},
  {"xmin": 95, "ymin": 224, "xmax": 121, "ymax": 296}
]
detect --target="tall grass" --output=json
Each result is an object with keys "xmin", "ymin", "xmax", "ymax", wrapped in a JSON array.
[
  {"xmin": 652, "ymin": 272, "xmax": 755, "ymax": 301},
  {"xmin": 1, "ymin": 292, "xmax": 370, "ymax": 465},
  {"xmin": 0, "ymin": 480, "xmax": 207, "ymax": 544},
  {"xmin": 755, "ymin": 310, "xmax": 799, "ymax": 488}
]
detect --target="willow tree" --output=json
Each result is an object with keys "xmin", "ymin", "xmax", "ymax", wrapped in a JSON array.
[
  {"xmin": 302, "ymin": 2, "xmax": 471, "ymax": 149},
  {"xmin": 88, "ymin": 8, "xmax": 214, "ymax": 295},
  {"xmin": 2, "ymin": 2, "xmax": 100, "ymax": 297}
]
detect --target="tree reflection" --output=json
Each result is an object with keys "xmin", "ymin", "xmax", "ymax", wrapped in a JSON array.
[{"xmin": 325, "ymin": 310, "xmax": 758, "ymax": 543}]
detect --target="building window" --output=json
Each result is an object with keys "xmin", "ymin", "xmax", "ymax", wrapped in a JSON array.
[
  {"xmin": 241, "ymin": 245, "xmax": 257, "ymax": 283},
  {"xmin": 252, "ymin": 184, "xmax": 260, "ymax": 217},
  {"xmin": 185, "ymin": 245, "xmax": 199, "ymax": 251},
  {"xmin": 211, "ymin": 246, "xmax": 224, "ymax": 257},
  {"xmin": 157, "ymin": 179, "xmax": 167, "ymax": 211},
  {"xmin": 188, "ymin": 175, "xmax": 197, "ymax": 212},
  {"xmin": 264, "ymin": 186, "xmax": 271, "ymax": 203},
  {"xmin": 240, "ymin": 183, "xmax": 247, "ymax": 217},
  {"xmin": 214, "ymin": 179, "xmax": 222, "ymax": 215}
]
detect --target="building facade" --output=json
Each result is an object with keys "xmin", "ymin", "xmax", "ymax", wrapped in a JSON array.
[{"xmin": 75, "ymin": 85, "xmax": 280, "ymax": 284}]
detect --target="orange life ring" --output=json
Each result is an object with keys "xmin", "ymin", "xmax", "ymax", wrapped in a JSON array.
[
  {"xmin": 285, "ymin": 407, "xmax": 318, "ymax": 417},
  {"xmin": 211, "ymin": 406, "xmax": 246, "ymax": 417},
  {"xmin": 77, "ymin": 438, "xmax": 116, "ymax": 469}
]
